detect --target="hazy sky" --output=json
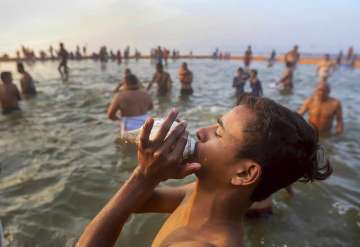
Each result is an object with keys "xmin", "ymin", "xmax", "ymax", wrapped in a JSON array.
[{"xmin": 1, "ymin": 0, "xmax": 359, "ymax": 55}]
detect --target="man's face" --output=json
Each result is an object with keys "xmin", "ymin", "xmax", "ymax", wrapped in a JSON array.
[
  {"xmin": 195, "ymin": 106, "xmax": 256, "ymax": 184},
  {"xmin": 315, "ymin": 84, "xmax": 329, "ymax": 100}
]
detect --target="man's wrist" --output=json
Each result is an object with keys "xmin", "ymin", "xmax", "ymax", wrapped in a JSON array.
[{"xmin": 132, "ymin": 166, "xmax": 160, "ymax": 189}]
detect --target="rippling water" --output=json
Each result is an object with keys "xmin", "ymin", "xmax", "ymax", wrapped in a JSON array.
[{"xmin": 0, "ymin": 59, "xmax": 359, "ymax": 247}]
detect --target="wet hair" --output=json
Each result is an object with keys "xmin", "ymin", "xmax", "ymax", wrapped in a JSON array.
[
  {"xmin": 250, "ymin": 69, "xmax": 257, "ymax": 76},
  {"xmin": 125, "ymin": 68, "xmax": 131, "ymax": 74},
  {"xmin": 237, "ymin": 67, "xmax": 244, "ymax": 73},
  {"xmin": 237, "ymin": 95, "xmax": 332, "ymax": 201},
  {"xmin": 125, "ymin": 74, "xmax": 139, "ymax": 86},
  {"xmin": 1, "ymin": 71, "xmax": 11, "ymax": 82}
]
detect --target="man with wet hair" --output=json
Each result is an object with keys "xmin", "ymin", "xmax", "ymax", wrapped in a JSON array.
[
  {"xmin": 178, "ymin": 62, "xmax": 193, "ymax": 96},
  {"xmin": 17, "ymin": 62, "xmax": 37, "ymax": 96},
  {"xmin": 0, "ymin": 72, "xmax": 21, "ymax": 115},
  {"xmin": 108, "ymin": 74, "xmax": 153, "ymax": 133},
  {"xmin": 298, "ymin": 82, "xmax": 344, "ymax": 135},
  {"xmin": 79, "ymin": 95, "xmax": 332, "ymax": 247},
  {"xmin": 147, "ymin": 63, "xmax": 173, "ymax": 96}
]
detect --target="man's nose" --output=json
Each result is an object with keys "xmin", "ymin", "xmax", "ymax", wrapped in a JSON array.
[{"xmin": 196, "ymin": 128, "xmax": 208, "ymax": 142}]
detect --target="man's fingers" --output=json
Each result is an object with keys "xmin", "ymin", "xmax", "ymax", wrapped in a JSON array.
[
  {"xmin": 155, "ymin": 122, "xmax": 186, "ymax": 156},
  {"xmin": 179, "ymin": 163, "xmax": 202, "ymax": 178},
  {"xmin": 153, "ymin": 109, "xmax": 178, "ymax": 146},
  {"xmin": 169, "ymin": 132, "xmax": 188, "ymax": 161},
  {"xmin": 139, "ymin": 118, "xmax": 154, "ymax": 149}
]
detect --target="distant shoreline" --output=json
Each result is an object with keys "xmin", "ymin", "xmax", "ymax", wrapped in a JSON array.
[{"xmin": 0, "ymin": 55, "xmax": 358, "ymax": 68}]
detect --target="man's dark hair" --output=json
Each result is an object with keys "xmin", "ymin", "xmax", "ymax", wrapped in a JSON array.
[
  {"xmin": 156, "ymin": 63, "xmax": 163, "ymax": 70},
  {"xmin": 237, "ymin": 95, "xmax": 332, "ymax": 201},
  {"xmin": 237, "ymin": 67, "xmax": 244, "ymax": 73},
  {"xmin": 1, "ymin": 71, "xmax": 11, "ymax": 82},
  {"xmin": 125, "ymin": 74, "xmax": 139, "ymax": 87},
  {"xmin": 250, "ymin": 69, "xmax": 257, "ymax": 76}
]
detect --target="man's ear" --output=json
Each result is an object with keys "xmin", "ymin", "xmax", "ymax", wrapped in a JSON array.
[{"xmin": 230, "ymin": 160, "xmax": 261, "ymax": 186}]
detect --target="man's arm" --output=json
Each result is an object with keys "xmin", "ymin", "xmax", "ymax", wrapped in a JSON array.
[
  {"xmin": 77, "ymin": 110, "xmax": 201, "ymax": 247},
  {"xmin": 107, "ymin": 94, "xmax": 121, "ymax": 121},
  {"xmin": 298, "ymin": 98, "xmax": 310, "ymax": 116},
  {"xmin": 135, "ymin": 182, "xmax": 195, "ymax": 213},
  {"xmin": 15, "ymin": 85, "xmax": 21, "ymax": 101},
  {"xmin": 147, "ymin": 74, "xmax": 156, "ymax": 91},
  {"xmin": 335, "ymin": 101, "xmax": 344, "ymax": 135}
]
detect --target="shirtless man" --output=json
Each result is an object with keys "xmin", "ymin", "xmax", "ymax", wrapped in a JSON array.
[
  {"xmin": 285, "ymin": 45, "xmax": 300, "ymax": 69},
  {"xmin": 244, "ymin": 46, "xmax": 253, "ymax": 69},
  {"xmin": 0, "ymin": 72, "xmax": 21, "ymax": 115},
  {"xmin": 298, "ymin": 82, "xmax": 344, "ymax": 135},
  {"xmin": 58, "ymin": 43, "xmax": 69, "ymax": 79},
  {"xmin": 232, "ymin": 67, "xmax": 249, "ymax": 97},
  {"xmin": 107, "ymin": 74, "xmax": 153, "ymax": 133},
  {"xmin": 17, "ymin": 62, "xmax": 37, "ymax": 96},
  {"xmin": 178, "ymin": 62, "xmax": 193, "ymax": 96},
  {"xmin": 267, "ymin": 50, "xmax": 276, "ymax": 67},
  {"xmin": 147, "ymin": 63, "xmax": 173, "ymax": 96},
  {"xmin": 78, "ymin": 94, "xmax": 332, "ymax": 247},
  {"xmin": 249, "ymin": 70, "xmax": 263, "ymax": 97},
  {"xmin": 317, "ymin": 54, "xmax": 335, "ymax": 83},
  {"xmin": 279, "ymin": 62, "xmax": 294, "ymax": 90}
]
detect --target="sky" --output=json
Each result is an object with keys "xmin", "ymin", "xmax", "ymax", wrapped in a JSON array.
[{"xmin": 1, "ymin": 0, "xmax": 359, "ymax": 55}]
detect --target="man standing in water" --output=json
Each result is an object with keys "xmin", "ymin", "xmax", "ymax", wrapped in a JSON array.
[
  {"xmin": 317, "ymin": 54, "xmax": 335, "ymax": 83},
  {"xmin": 78, "ymin": 95, "xmax": 332, "ymax": 247},
  {"xmin": 17, "ymin": 62, "xmax": 37, "ymax": 96},
  {"xmin": 279, "ymin": 62, "xmax": 294, "ymax": 90},
  {"xmin": 58, "ymin": 43, "xmax": 69, "ymax": 79},
  {"xmin": 232, "ymin": 67, "xmax": 249, "ymax": 97},
  {"xmin": 244, "ymin": 45, "xmax": 253, "ymax": 69},
  {"xmin": 285, "ymin": 45, "xmax": 300, "ymax": 69},
  {"xmin": 298, "ymin": 82, "xmax": 344, "ymax": 135},
  {"xmin": 107, "ymin": 74, "xmax": 153, "ymax": 133},
  {"xmin": 0, "ymin": 72, "xmax": 21, "ymax": 115},
  {"xmin": 249, "ymin": 70, "xmax": 263, "ymax": 97},
  {"xmin": 178, "ymin": 62, "xmax": 193, "ymax": 96},
  {"xmin": 147, "ymin": 63, "xmax": 173, "ymax": 96},
  {"xmin": 113, "ymin": 68, "xmax": 133, "ymax": 93},
  {"xmin": 267, "ymin": 50, "xmax": 276, "ymax": 67}
]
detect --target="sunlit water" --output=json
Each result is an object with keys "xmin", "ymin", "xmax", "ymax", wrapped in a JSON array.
[{"xmin": 0, "ymin": 59, "xmax": 359, "ymax": 247}]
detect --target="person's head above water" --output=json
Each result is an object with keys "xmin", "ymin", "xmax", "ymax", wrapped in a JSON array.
[
  {"xmin": 181, "ymin": 62, "xmax": 188, "ymax": 70},
  {"xmin": 59, "ymin": 42, "xmax": 64, "ymax": 49},
  {"xmin": 195, "ymin": 94, "xmax": 332, "ymax": 201},
  {"xmin": 124, "ymin": 74, "xmax": 139, "ymax": 90},
  {"xmin": 294, "ymin": 45, "xmax": 299, "ymax": 52},
  {"xmin": 0, "ymin": 71, "xmax": 12, "ymax": 84},
  {"xmin": 124, "ymin": 68, "xmax": 131, "ymax": 76},
  {"xmin": 17, "ymin": 62, "xmax": 25, "ymax": 73},
  {"xmin": 315, "ymin": 82, "xmax": 330, "ymax": 101},
  {"xmin": 156, "ymin": 63, "xmax": 164, "ymax": 73},
  {"xmin": 250, "ymin": 69, "xmax": 257, "ymax": 78}
]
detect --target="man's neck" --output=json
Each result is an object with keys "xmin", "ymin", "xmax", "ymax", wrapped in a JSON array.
[{"xmin": 185, "ymin": 181, "xmax": 251, "ymax": 229}]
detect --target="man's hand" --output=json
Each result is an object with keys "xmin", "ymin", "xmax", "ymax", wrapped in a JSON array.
[{"xmin": 137, "ymin": 109, "xmax": 201, "ymax": 184}]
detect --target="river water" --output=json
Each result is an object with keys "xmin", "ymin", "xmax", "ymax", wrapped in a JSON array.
[{"xmin": 0, "ymin": 59, "xmax": 359, "ymax": 247}]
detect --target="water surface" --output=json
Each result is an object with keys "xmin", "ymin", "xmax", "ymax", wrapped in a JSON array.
[{"xmin": 0, "ymin": 59, "xmax": 359, "ymax": 246}]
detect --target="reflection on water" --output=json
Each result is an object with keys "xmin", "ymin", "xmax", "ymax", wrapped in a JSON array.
[{"xmin": 0, "ymin": 59, "xmax": 359, "ymax": 246}]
